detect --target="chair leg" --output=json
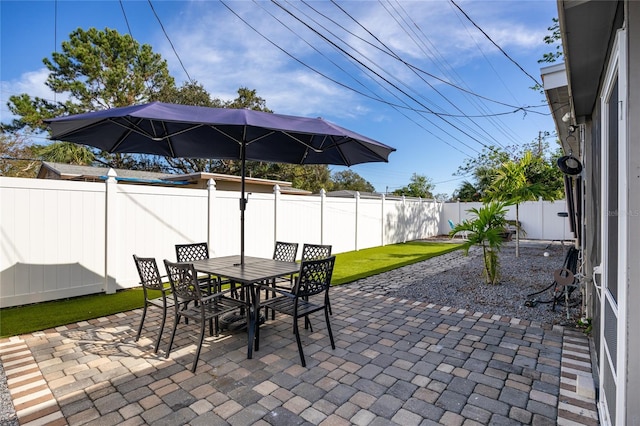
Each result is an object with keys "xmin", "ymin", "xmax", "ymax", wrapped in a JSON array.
[
  {"xmin": 293, "ymin": 317, "xmax": 306, "ymax": 367},
  {"xmin": 324, "ymin": 307, "xmax": 335, "ymax": 349},
  {"xmin": 304, "ymin": 315, "xmax": 314, "ymax": 332},
  {"xmin": 192, "ymin": 320, "xmax": 206, "ymax": 373},
  {"xmin": 154, "ymin": 307, "xmax": 167, "ymax": 353},
  {"xmin": 166, "ymin": 313, "xmax": 180, "ymax": 358},
  {"xmin": 254, "ymin": 306, "xmax": 260, "ymax": 352},
  {"xmin": 136, "ymin": 304, "xmax": 148, "ymax": 341},
  {"xmin": 271, "ymin": 280, "xmax": 277, "ymax": 320}
]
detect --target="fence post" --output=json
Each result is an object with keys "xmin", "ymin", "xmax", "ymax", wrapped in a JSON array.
[
  {"xmin": 320, "ymin": 188, "xmax": 326, "ymax": 244},
  {"xmin": 381, "ymin": 193, "xmax": 386, "ymax": 246},
  {"xmin": 538, "ymin": 196, "xmax": 544, "ymax": 240},
  {"xmin": 355, "ymin": 191, "xmax": 360, "ymax": 251},
  {"xmin": 273, "ymin": 184, "xmax": 281, "ymax": 246},
  {"xmin": 402, "ymin": 195, "xmax": 407, "ymax": 243},
  {"xmin": 104, "ymin": 169, "xmax": 118, "ymax": 294},
  {"xmin": 207, "ymin": 179, "xmax": 216, "ymax": 252}
]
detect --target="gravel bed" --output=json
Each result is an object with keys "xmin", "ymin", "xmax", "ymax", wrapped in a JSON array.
[{"xmin": 389, "ymin": 240, "xmax": 583, "ymax": 327}]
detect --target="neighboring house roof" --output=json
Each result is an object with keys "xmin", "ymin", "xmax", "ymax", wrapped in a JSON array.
[
  {"xmin": 38, "ymin": 162, "xmax": 174, "ymax": 182},
  {"xmin": 37, "ymin": 162, "xmax": 311, "ymax": 195},
  {"xmin": 324, "ymin": 190, "xmax": 383, "ymax": 199},
  {"xmin": 323, "ymin": 190, "xmax": 415, "ymax": 201}
]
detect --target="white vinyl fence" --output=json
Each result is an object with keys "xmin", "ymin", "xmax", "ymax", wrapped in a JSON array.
[{"xmin": 0, "ymin": 174, "xmax": 573, "ymax": 308}]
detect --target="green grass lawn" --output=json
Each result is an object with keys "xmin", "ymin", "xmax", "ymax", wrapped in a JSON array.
[{"xmin": 0, "ymin": 241, "xmax": 461, "ymax": 337}]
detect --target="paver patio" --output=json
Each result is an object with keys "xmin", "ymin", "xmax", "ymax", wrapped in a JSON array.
[{"xmin": 0, "ymin": 251, "xmax": 599, "ymax": 425}]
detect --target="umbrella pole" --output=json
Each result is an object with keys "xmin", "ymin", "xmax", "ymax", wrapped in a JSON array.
[{"xmin": 240, "ymin": 142, "xmax": 246, "ymax": 266}]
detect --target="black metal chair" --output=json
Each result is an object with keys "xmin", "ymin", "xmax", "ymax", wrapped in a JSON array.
[
  {"xmin": 301, "ymin": 243, "xmax": 333, "ymax": 315},
  {"xmin": 133, "ymin": 255, "xmax": 174, "ymax": 353},
  {"xmin": 175, "ymin": 242, "xmax": 220, "ymax": 294},
  {"xmin": 257, "ymin": 256, "xmax": 336, "ymax": 367},
  {"xmin": 163, "ymin": 259, "xmax": 249, "ymax": 372},
  {"xmin": 264, "ymin": 241, "xmax": 299, "ymax": 319},
  {"xmin": 301, "ymin": 243, "xmax": 332, "ymax": 261}
]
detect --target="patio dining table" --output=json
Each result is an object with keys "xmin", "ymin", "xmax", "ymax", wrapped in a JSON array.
[{"xmin": 190, "ymin": 255, "xmax": 300, "ymax": 359}]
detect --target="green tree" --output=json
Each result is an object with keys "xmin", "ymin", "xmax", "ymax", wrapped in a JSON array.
[
  {"xmin": 532, "ymin": 17, "xmax": 564, "ymax": 93},
  {"xmin": 223, "ymin": 87, "xmax": 272, "ymax": 112},
  {"xmin": 0, "ymin": 132, "xmax": 40, "ymax": 177},
  {"xmin": 393, "ymin": 173, "xmax": 434, "ymax": 198},
  {"xmin": 153, "ymin": 80, "xmax": 222, "ymax": 107},
  {"xmin": 452, "ymin": 180, "xmax": 481, "ymax": 202},
  {"xmin": 538, "ymin": 18, "xmax": 563, "ymax": 65},
  {"xmin": 5, "ymin": 27, "xmax": 176, "ymax": 169},
  {"xmin": 450, "ymin": 201, "xmax": 509, "ymax": 285},
  {"xmin": 485, "ymin": 151, "xmax": 556, "ymax": 257},
  {"xmin": 331, "ymin": 170, "xmax": 375, "ymax": 192},
  {"xmin": 454, "ymin": 145, "xmax": 509, "ymax": 199},
  {"xmin": 32, "ymin": 141, "xmax": 95, "ymax": 166},
  {"xmin": 453, "ymin": 141, "xmax": 564, "ymax": 202}
]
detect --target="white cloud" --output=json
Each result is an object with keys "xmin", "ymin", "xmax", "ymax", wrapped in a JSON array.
[{"xmin": 0, "ymin": 68, "xmax": 58, "ymax": 122}]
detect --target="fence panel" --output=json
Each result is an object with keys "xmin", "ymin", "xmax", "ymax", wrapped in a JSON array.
[
  {"xmin": 1, "ymin": 178, "xmax": 106, "ymax": 307},
  {"xmin": 116, "ymin": 184, "xmax": 209, "ymax": 288},
  {"xmin": 276, "ymin": 193, "xmax": 322, "ymax": 257},
  {"xmin": 323, "ymin": 197, "xmax": 357, "ymax": 254},
  {"xmin": 357, "ymin": 197, "xmax": 384, "ymax": 250},
  {"xmin": 0, "ymin": 176, "xmax": 574, "ymax": 308}
]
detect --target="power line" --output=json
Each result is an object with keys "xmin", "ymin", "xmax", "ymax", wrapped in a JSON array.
[
  {"xmin": 270, "ymin": 0, "xmax": 492, "ymax": 152},
  {"xmin": 119, "ymin": 0, "xmax": 134, "ymax": 39},
  {"xmin": 147, "ymin": 0, "xmax": 192, "ymax": 82},
  {"xmin": 449, "ymin": 0, "xmax": 542, "ymax": 88}
]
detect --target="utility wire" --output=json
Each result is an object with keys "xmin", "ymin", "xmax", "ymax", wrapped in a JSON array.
[
  {"xmin": 317, "ymin": 0, "xmax": 547, "ymax": 114},
  {"xmin": 147, "ymin": 0, "xmax": 192, "ymax": 82},
  {"xmin": 450, "ymin": 0, "xmax": 542, "ymax": 88},
  {"xmin": 282, "ymin": 0, "xmax": 482, "ymax": 153},
  {"xmin": 234, "ymin": 1, "xmax": 477, "ymax": 156},
  {"xmin": 271, "ymin": 0, "xmax": 491, "ymax": 151},
  {"xmin": 386, "ymin": 0, "xmax": 520, "ymax": 148},
  {"xmin": 119, "ymin": 0, "xmax": 134, "ymax": 39},
  {"xmin": 357, "ymin": 0, "xmax": 507, "ymax": 149}
]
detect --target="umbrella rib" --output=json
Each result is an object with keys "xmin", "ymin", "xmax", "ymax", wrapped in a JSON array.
[
  {"xmin": 111, "ymin": 118, "xmax": 205, "ymax": 141},
  {"xmin": 208, "ymin": 125, "xmax": 277, "ymax": 146},
  {"xmin": 281, "ymin": 131, "xmax": 324, "ymax": 154}
]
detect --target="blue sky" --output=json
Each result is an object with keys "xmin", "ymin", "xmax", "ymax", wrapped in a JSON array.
[{"xmin": 0, "ymin": 0, "xmax": 559, "ymax": 196}]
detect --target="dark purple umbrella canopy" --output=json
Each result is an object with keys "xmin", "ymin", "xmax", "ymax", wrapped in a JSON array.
[
  {"xmin": 45, "ymin": 101, "xmax": 396, "ymax": 264},
  {"xmin": 45, "ymin": 102, "xmax": 394, "ymax": 165}
]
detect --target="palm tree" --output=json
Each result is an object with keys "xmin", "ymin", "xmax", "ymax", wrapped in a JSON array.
[
  {"xmin": 33, "ymin": 141, "xmax": 94, "ymax": 165},
  {"xmin": 486, "ymin": 151, "xmax": 552, "ymax": 257},
  {"xmin": 450, "ymin": 201, "xmax": 509, "ymax": 285}
]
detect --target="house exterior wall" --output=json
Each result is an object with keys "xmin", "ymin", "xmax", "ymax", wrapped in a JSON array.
[
  {"xmin": 625, "ymin": 1, "xmax": 640, "ymax": 422},
  {"xmin": 567, "ymin": 2, "xmax": 636, "ymax": 423}
]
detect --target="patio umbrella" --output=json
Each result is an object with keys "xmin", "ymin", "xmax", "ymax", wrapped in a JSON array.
[{"xmin": 45, "ymin": 101, "xmax": 395, "ymax": 264}]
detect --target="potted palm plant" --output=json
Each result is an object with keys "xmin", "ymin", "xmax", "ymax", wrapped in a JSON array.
[{"xmin": 449, "ymin": 201, "xmax": 509, "ymax": 285}]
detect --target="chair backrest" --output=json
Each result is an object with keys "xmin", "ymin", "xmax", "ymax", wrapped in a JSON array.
[
  {"xmin": 175, "ymin": 242, "xmax": 209, "ymax": 262},
  {"xmin": 294, "ymin": 256, "xmax": 336, "ymax": 298},
  {"xmin": 448, "ymin": 219, "xmax": 455, "ymax": 230},
  {"xmin": 163, "ymin": 260, "xmax": 203, "ymax": 303},
  {"xmin": 133, "ymin": 255, "xmax": 164, "ymax": 291},
  {"xmin": 273, "ymin": 241, "xmax": 299, "ymax": 262},
  {"xmin": 301, "ymin": 243, "xmax": 332, "ymax": 261}
]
